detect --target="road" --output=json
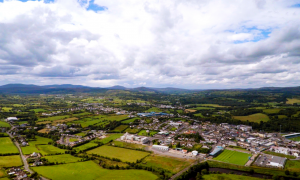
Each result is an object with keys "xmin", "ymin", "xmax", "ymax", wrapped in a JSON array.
[{"xmin": 7, "ymin": 131, "xmax": 33, "ymax": 174}]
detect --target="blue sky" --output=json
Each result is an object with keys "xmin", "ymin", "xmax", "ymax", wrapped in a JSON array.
[{"xmin": 0, "ymin": 0, "xmax": 300, "ymax": 89}]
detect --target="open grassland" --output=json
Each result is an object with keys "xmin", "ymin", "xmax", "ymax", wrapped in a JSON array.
[
  {"xmin": 278, "ymin": 115, "xmax": 288, "ymax": 119},
  {"xmin": 285, "ymin": 160, "xmax": 300, "ymax": 172},
  {"xmin": 213, "ymin": 150, "xmax": 251, "ymax": 166},
  {"xmin": 263, "ymin": 108, "xmax": 281, "ymax": 114},
  {"xmin": 21, "ymin": 136, "xmax": 52, "ymax": 154},
  {"xmin": 202, "ymin": 174, "xmax": 264, "ymax": 180},
  {"xmin": 75, "ymin": 132, "xmax": 86, "ymax": 137},
  {"xmin": 87, "ymin": 145, "xmax": 150, "ymax": 162},
  {"xmin": 74, "ymin": 142, "xmax": 98, "ymax": 152},
  {"xmin": 0, "ymin": 168, "xmax": 5, "ymax": 177},
  {"xmin": 38, "ymin": 115, "xmax": 70, "ymax": 122},
  {"xmin": 1, "ymin": 107, "xmax": 12, "ymax": 112},
  {"xmin": 44, "ymin": 154, "xmax": 82, "ymax": 163},
  {"xmin": 191, "ymin": 107, "xmax": 214, "ymax": 110},
  {"xmin": 112, "ymin": 141, "xmax": 146, "ymax": 149},
  {"xmin": 33, "ymin": 108, "xmax": 47, "ymax": 113},
  {"xmin": 0, "ymin": 178, "xmax": 9, "ymax": 180},
  {"xmin": 32, "ymin": 161, "xmax": 158, "ymax": 180},
  {"xmin": 194, "ymin": 113, "xmax": 204, "ymax": 117},
  {"xmin": 95, "ymin": 134, "xmax": 123, "ymax": 144},
  {"xmin": 0, "ymin": 137, "xmax": 19, "ymax": 154},
  {"xmin": 122, "ymin": 117, "xmax": 140, "ymax": 124},
  {"xmin": 72, "ymin": 112, "xmax": 91, "ymax": 117},
  {"xmin": 189, "ymin": 104, "xmax": 227, "ymax": 107},
  {"xmin": 146, "ymin": 107, "xmax": 162, "ymax": 112},
  {"xmin": 286, "ymin": 98, "xmax": 300, "ymax": 104},
  {"xmin": 289, "ymin": 136, "xmax": 300, "ymax": 141},
  {"xmin": 112, "ymin": 125, "xmax": 128, "ymax": 132},
  {"xmin": 142, "ymin": 154, "xmax": 194, "ymax": 175},
  {"xmin": 0, "ymin": 155, "xmax": 22, "ymax": 167},
  {"xmin": 292, "ymin": 111, "xmax": 300, "ymax": 117},
  {"xmin": 36, "ymin": 145, "xmax": 65, "ymax": 155},
  {"xmin": 138, "ymin": 130, "xmax": 158, "ymax": 136},
  {"xmin": 125, "ymin": 128, "xmax": 140, "ymax": 134},
  {"xmin": 234, "ymin": 113, "xmax": 270, "ymax": 123},
  {"xmin": 0, "ymin": 121, "xmax": 10, "ymax": 128}
]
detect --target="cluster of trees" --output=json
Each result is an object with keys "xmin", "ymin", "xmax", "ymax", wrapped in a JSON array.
[
  {"xmin": 174, "ymin": 132, "xmax": 204, "ymax": 142},
  {"xmin": 175, "ymin": 162, "xmax": 209, "ymax": 180}
]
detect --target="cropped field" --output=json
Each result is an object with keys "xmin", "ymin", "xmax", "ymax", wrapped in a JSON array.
[
  {"xmin": 263, "ymin": 109, "xmax": 281, "ymax": 114},
  {"xmin": 142, "ymin": 154, "xmax": 194, "ymax": 175},
  {"xmin": 0, "ymin": 121, "xmax": 10, "ymax": 128},
  {"xmin": 0, "ymin": 155, "xmax": 22, "ymax": 167},
  {"xmin": 185, "ymin": 109, "xmax": 197, "ymax": 113},
  {"xmin": 286, "ymin": 98, "xmax": 300, "ymax": 104},
  {"xmin": 213, "ymin": 149, "xmax": 251, "ymax": 166},
  {"xmin": 191, "ymin": 107, "xmax": 214, "ymax": 110},
  {"xmin": 202, "ymin": 174, "xmax": 264, "ymax": 180},
  {"xmin": 138, "ymin": 130, "xmax": 158, "ymax": 136},
  {"xmin": 233, "ymin": 113, "xmax": 270, "ymax": 123},
  {"xmin": 87, "ymin": 145, "xmax": 150, "ymax": 162},
  {"xmin": 44, "ymin": 154, "xmax": 82, "ymax": 163},
  {"xmin": 285, "ymin": 160, "xmax": 300, "ymax": 172},
  {"xmin": 32, "ymin": 161, "xmax": 158, "ymax": 180},
  {"xmin": 0, "ymin": 137, "xmax": 19, "ymax": 154},
  {"xmin": 73, "ymin": 142, "xmax": 98, "ymax": 152}
]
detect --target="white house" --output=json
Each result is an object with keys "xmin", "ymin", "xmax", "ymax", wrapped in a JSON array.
[
  {"xmin": 6, "ymin": 117, "xmax": 18, "ymax": 121},
  {"xmin": 152, "ymin": 145, "xmax": 169, "ymax": 151},
  {"xmin": 192, "ymin": 150, "xmax": 198, "ymax": 156}
]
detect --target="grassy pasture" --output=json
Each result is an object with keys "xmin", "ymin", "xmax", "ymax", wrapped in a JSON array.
[
  {"xmin": 96, "ymin": 134, "xmax": 123, "ymax": 144},
  {"xmin": 286, "ymin": 98, "xmax": 300, "ymax": 104},
  {"xmin": 38, "ymin": 115, "xmax": 70, "ymax": 122},
  {"xmin": 138, "ymin": 130, "xmax": 158, "ymax": 136},
  {"xmin": 0, "ymin": 121, "xmax": 10, "ymax": 128},
  {"xmin": 288, "ymin": 136, "xmax": 300, "ymax": 141},
  {"xmin": 202, "ymin": 174, "xmax": 264, "ymax": 180},
  {"xmin": 191, "ymin": 107, "xmax": 215, "ymax": 110},
  {"xmin": 21, "ymin": 136, "xmax": 52, "ymax": 155},
  {"xmin": 194, "ymin": 113, "xmax": 204, "ymax": 117},
  {"xmin": 122, "ymin": 117, "xmax": 140, "ymax": 124},
  {"xmin": 125, "ymin": 128, "xmax": 140, "ymax": 134},
  {"xmin": 33, "ymin": 108, "xmax": 47, "ymax": 113},
  {"xmin": 285, "ymin": 160, "xmax": 300, "ymax": 172},
  {"xmin": 0, "ymin": 137, "xmax": 19, "ymax": 154},
  {"xmin": 141, "ymin": 154, "xmax": 194, "ymax": 175},
  {"xmin": 36, "ymin": 145, "xmax": 65, "ymax": 155},
  {"xmin": 1, "ymin": 107, "xmax": 12, "ymax": 112},
  {"xmin": 0, "ymin": 155, "xmax": 22, "ymax": 167},
  {"xmin": 278, "ymin": 115, "xmax": 287, "ymax": 119},
  {"xmin": 87, "ymin": 145, "xmax": 150, "ymax": 163},
  {"xmin": 191, "ymin": 104, "xmax": 226, "ymax": 107},
  {"xmin": 112, "ymin": 141, "xmax": 146, "ymax": 149},
  {"xmin": 44, "ymin": 154, "xmax": 82, "ymax": 164},
  {"xmin": 146, "ymin": 107, "xmax": 162, "ymax": 112},
  {"xmin": 263, "ymin": 108, "xmax": 281, "ymax": 114},
  {"xmin": 32, "ymin": 161, "xmax": 158, "ymax": 180},
  {"xmin": 74, "ymin": 142, "xmax": 98, "ymax": 152},
  {"xmin": 213, "ymin": 149, "xmax": 251, "ymax": 166},
  {"xmin": 75, "ymin": 132, "xmax": 86, "ymax": 137},
  {"xmin": 112, "ymin": 125, "xmax": 128, "ymax": 132},
  {"xmin": 233, "ymin": 113, "xmax": 270, "ymax": 123}
]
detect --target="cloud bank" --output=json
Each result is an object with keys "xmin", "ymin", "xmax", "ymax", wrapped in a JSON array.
[{"xmin": 0, "ymin": 0, "xmax": 300, "ymax": 89}]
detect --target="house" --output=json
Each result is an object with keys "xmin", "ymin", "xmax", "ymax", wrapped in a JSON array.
[
  {"xmin": 6, "ymin": 117, "xmax": 18, "ymax": 121},
  {"xmin": 152, "ymin": 145, "xmax": 169, "ymax": 151}
]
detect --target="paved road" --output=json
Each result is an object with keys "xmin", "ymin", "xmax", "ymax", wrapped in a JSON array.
[{"xmin": 7, "ymin": 131, "xmax": 33, "ymax": 174}]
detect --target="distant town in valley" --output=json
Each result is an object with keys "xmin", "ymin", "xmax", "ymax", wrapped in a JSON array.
[{"xmin": 0, "ymin": 84, "xmax": 300, "ymax": 180}]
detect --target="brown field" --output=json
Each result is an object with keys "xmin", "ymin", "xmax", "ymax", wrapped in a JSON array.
[
  {"xmin": 38, "ymin": 129, "xmax": 50, "ymax": 134},
  {"xmin": 185, "ymin": 109, "xmax": 197, "ymax": 113}
]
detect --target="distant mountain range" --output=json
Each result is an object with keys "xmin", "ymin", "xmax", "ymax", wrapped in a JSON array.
[{"xmin": 0, "ymin": 83, "xmax": 299, "ymax": 94}]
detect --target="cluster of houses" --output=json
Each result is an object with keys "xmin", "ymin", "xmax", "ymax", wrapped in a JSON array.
[
  {"xmin": 7, "ymin": 167, "xmax": 28, "ymax": 180},
  {"xmin": 120, "ymin": 132, "xmax": 150, "ymax": 144}
]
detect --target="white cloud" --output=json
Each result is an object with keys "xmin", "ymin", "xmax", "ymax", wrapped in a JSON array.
[{"xmin": 0, "ymin": 0, "xmax": 299, "ymax": 88}]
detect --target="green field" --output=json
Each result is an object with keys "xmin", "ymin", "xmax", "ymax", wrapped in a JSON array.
[
  {"xmin": 0, "ymin": 121, "xmax": 10, "ymax": 128},
  {"xmin": 0, "ymin": 137, "xmax": 19, "ymax": 154},
  {"xmin": 122, "ymin": 117, "xmax": 140, "ymax": 124},
  {"xmin": 142, "ymin": 154, "xmax": 194, "ymax": 175},
  {"xmin": 21, "ymin": 136, "xmax": 52, "ymax": 154},
  {"xmin": 32, "ymin": 161, "xmax": 158, "ymax": 180},
  {"xmin": 190, "ymin": 104, "xmax": 226, "ymax": 107},
  {"xmin": 138, "ymin": 130, "xmax": 158, "ymax": 136},
  {"xmin": 112, "ymin": 141, "xmax": 146, "ymax": 149},
  {"xmin": 73, "ymin": 142, "xmax": 98, "ymax": 152},
  {"xmin": 234, "ymin": 113, "xmax": 270, "ymax": 122},
  {"xmin": 96, "ymin": 134, "xmax": 123, "ymax": 144},
  {"xmin": 263, "ymin": 108, "xmax": 281, "ymax": 114},
  {"xmin": 125, "ymin": 128, "xmax": 140, "ymax": 134},
  {"xmin": 87, "ymin": 145, "xmax": 150, "ymax": 162},
  {"xmin": 285, "ymin": 160, "xmax": 300, "ymax": 172},
  {"xmin": 213, "ymin": 149, "xmax": 251, "ymax": 166},
  {"xmin": 44, "ymin": 154, "xmax": 82, "ymax": 163},
  {"xmin": 112, "ymin": 125, "xmax": 128, "ymax": 132},
  {"xmin": 146, "ymin": 107, "xmax": 162, "ymax": 112},
  {"xmin": 36, "ymin": 145, "xmax": 66, "ymax": 155},
  {"xmin": 191, "ymin": 107, "xmax": 214, "ymax": 110},
  {"xmin": 0, "ymin": 155, "xmax": 22, "ymax": 167},
  {"xmin": 33, "ymin": 108, "xmax": 47, "ymax": 113},
  {"xmin": 288, "ymin": 136, "xmax": 300, "ymax": 141},
  {"xmin": 194, "ymin": 113, "xmax": 204, "ymax": 117},
  {"xmin": 286, "ymin": 98, "xmax": 300, "ymax": 104},
  {"xmin": 1, "ymin": 107, "xmax": 12, "ymax": 112},
  {"xmin": 202, "ymin": 174, "xmax": 264, "ymax": 180},
  {"xmin": 38, "ymin": 115, "xmax": 70, "ymax": 122},
  {"xmin": 75, "ymin": 132, "xmax": 86, "ymax": 137},
  {"xmin": 278, "ymin": 115, "xmax": 287, "ymax": 119}
]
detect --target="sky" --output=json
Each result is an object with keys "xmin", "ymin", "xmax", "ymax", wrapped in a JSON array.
[{"xmin": 0, "ymin": 0, "xmax": 300, "ymax": 89}]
